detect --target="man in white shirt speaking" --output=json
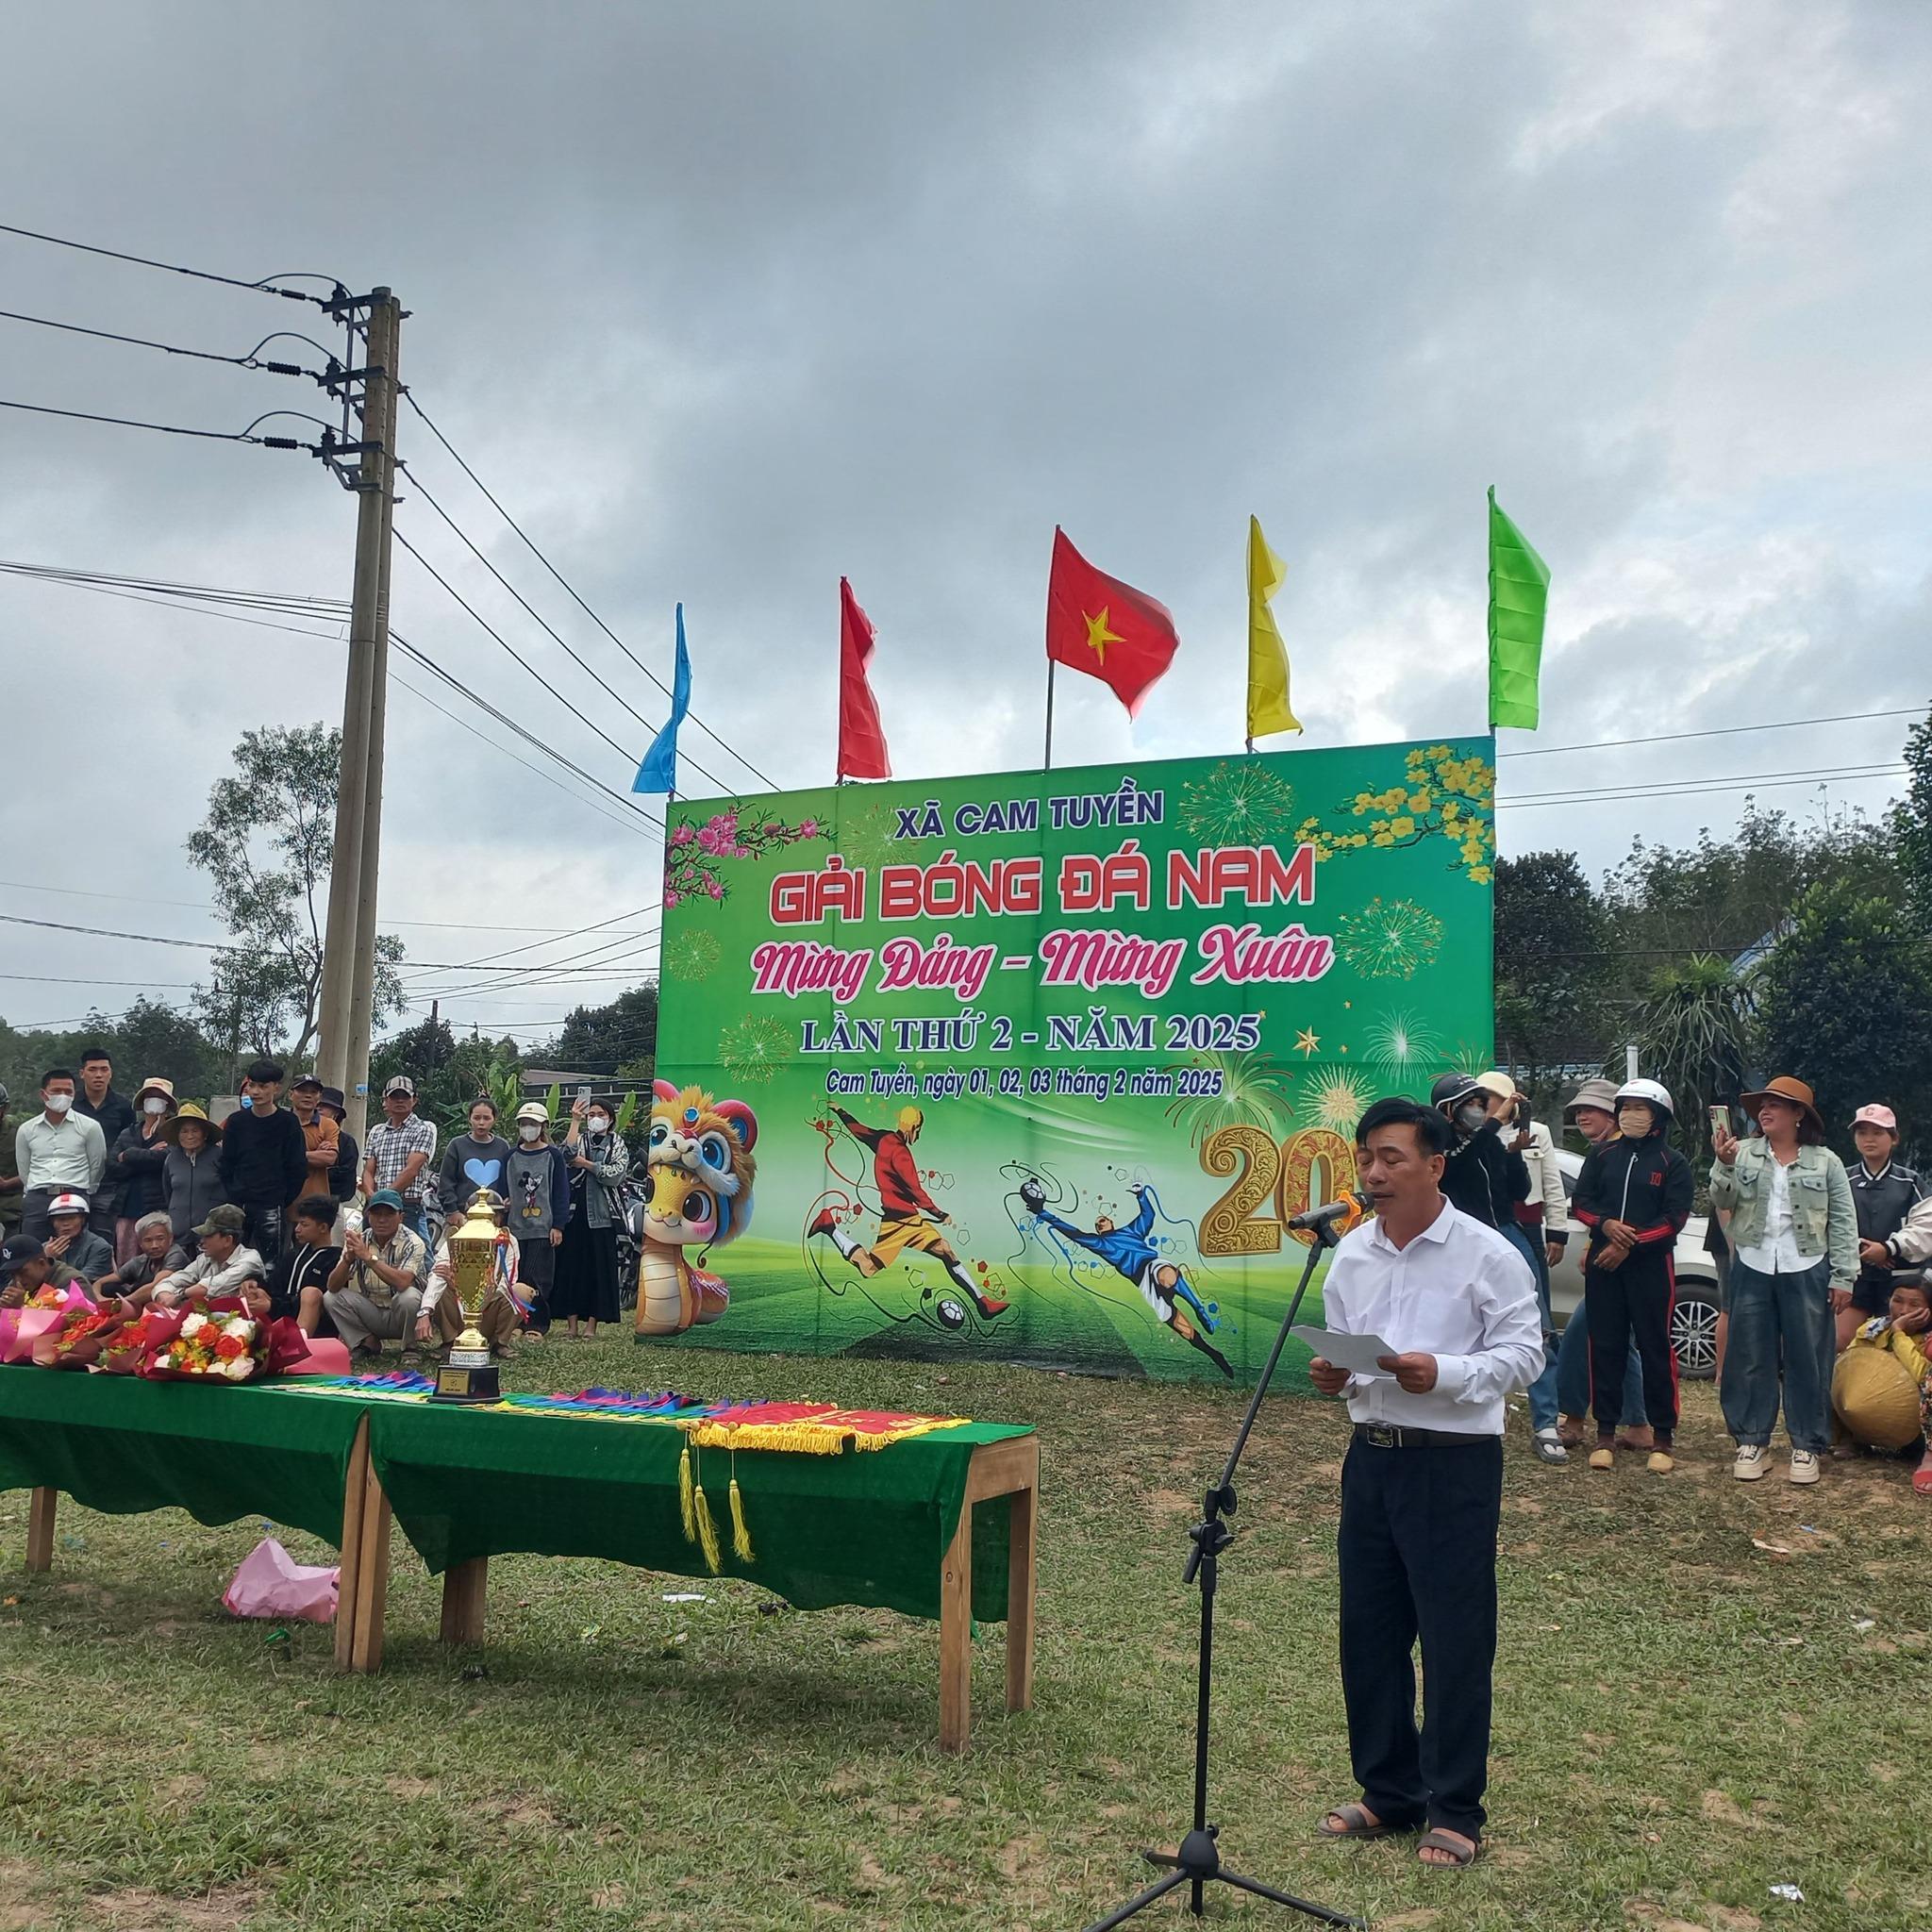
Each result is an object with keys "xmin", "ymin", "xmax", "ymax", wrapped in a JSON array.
[{"xmin": 1308, "ymin": 1095, "xmax": 1544, "ymax": 1871}]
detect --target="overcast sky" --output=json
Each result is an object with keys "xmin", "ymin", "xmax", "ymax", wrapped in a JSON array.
[{"xmin": 2, "ymin": 0, "xmax": 1927, "ymax": 1049}]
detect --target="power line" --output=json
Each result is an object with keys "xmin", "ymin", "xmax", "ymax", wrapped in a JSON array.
[
  {"xmin": 399, "ymin": 388, "xmax": 776, "ymax": 791},
  {"xmin": 392, "ymin": 528, "xmax": 668, "ymax": 805},
  {"xmin": 401, "ymin": 474, "xmax": 739, "ymax": 796},
  {"xmin": 1496, "ymin": 705, "xmax": 1925, "ymax": 761},
  {"xmin": 0, "ymin": 307, "xmax": 326, "ymax": 377},
  {"xmin": 0, "ymin": 396, "xmax": 319, "ymax": 448},
  {"xmin": 0, "ymin": 223, "xmax": 338, "ymax": 306},
  {"xmin": 1497, "ymin": 764, "xmax": 1905, "ymax": 811}
]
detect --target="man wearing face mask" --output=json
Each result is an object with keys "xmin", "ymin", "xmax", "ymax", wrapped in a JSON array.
[
  {"xmin": 1571, "ymin": 1079, "xmax": 1693, "ymax": 1474},
  {"xmin": 16, "ymin": 1068, "xmax": 108, "ymax": 1241}
]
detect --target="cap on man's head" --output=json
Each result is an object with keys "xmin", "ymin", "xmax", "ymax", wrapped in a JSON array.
[
  {"xmin": 193, "ymin": 1204, "xmax": 247, "ymax": 1240},
  {"xmin": 47, "ymin": 1191, "xmax": 91, "ymax": 1219},
  {"xmin": 1851, "ymin": 1104, "xmax": 1899, "ymax": 1134},
  {"xmin": 0, "ymin": 1234, "xmax": 44, "ymax": 1279},
  {"xmin": 366, "ymin": 1188, "xmax": 406, "ymax": 1211},
  {"xmin": 383, "ymin": 1075, "xmax": 415, "ymax": 1099},
  {"xmin": 292, "ymin": 1073, "xmax": 324, "ymax": 1093}
]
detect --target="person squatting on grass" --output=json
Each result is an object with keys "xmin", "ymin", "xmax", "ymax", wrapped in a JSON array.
[
  {"xmin": 1710, "ymin": 1075, "xmax": 1857, "ymax": 1487},
  {"xmin": 1307, "ymin": 1095, "xmax": 1544, "ymax": 1872},
  {"xmin": 1571, "ymin": 1079, "xmax": 1693, "ymax": 1475}
]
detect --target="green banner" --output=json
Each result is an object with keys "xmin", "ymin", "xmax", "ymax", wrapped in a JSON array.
[{"xmin": 650, "ymin": 739, "xmax": 1494, "ymax": 1382}]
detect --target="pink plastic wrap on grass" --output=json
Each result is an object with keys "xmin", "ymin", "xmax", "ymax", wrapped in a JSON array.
[{"xmin": 222, "ymin": 1537, "xmax": 339, "ymax": 1624}]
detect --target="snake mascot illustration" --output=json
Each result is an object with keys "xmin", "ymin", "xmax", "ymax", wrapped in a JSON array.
[{"xmin": 635, "ymin": 1079, "xmax": 759, "ymax": 1337}]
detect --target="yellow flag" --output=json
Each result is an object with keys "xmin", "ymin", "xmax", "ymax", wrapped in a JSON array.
[{"xmin": 1245, "ymin": 514, "xmax": 1299, "ymax": 743}]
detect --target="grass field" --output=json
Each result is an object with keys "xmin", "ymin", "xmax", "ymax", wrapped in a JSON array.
[{"xmin": 2, "ymin": 1341, "xmax": 1929, "ymax": 1932}]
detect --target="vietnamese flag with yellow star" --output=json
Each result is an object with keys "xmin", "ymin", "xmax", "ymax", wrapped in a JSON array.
[{"xmin": 1045, "ymin": 526, "xmax": 1180, "ymax": 717}]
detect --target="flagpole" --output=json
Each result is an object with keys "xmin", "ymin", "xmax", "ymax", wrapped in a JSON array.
[{"xmin": 1043, "ymin": 658, "xmax": 1058, "ymax": 771}]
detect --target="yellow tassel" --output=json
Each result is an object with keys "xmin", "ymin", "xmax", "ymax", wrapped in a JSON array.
[
  {"xmin": 678, "ymin": 1442, "xmax": 696, "ymax": 1543},
  {"xmin": 728, "ymin": 1474, "xmax": 754, "ymax": 1563},
  {"xmin": 692, "ymin": 1479, "xmax": 723, "ymax": 1574}
]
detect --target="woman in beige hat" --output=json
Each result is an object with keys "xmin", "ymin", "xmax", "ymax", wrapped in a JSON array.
[
  {"xmin": 1710, "ymin": 1076, "xmax": 1857, "ymax": 1485},
  {"xmin": 108, "ymin": 1076, "xmax": 176, "ymax": 1266},
  {"xmin": 158, "ymin": 1103, "xmax": 229, "ymax": 1248}
]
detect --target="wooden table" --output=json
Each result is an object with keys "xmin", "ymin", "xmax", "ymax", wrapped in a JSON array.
[
  {"xmin": 21, "ymin": 1414, "xmax": 374, "ymax": 1677},
  {"xmin": 339, "ymin": 1427, "xmax": 1039, "ymax": 1751}
]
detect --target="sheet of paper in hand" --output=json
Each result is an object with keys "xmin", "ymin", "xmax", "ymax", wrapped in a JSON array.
[{"xmin": 1291, "ymin": 1326, "xmax": 1396, "ymax": 1377}]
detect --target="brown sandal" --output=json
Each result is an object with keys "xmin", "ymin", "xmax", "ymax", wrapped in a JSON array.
[
  {"xmin": 1318, "ymin": 1803, "xmax": 1412, "ymax": 1840},
  {"xmin": 1417, "ymin": 1828, "xmax": 1479, "ymax": 1868}
]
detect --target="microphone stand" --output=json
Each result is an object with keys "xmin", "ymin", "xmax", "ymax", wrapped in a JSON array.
[{"xmin": 1082, "ymin": 1214, "xmax": 1365, "ymax": 1931}]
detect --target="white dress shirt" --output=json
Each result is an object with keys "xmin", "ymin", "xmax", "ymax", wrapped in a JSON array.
[
  {"xmin": 16, "ymin": 1112, "xmax": 108, "ymax": 1196},
  {"xmin": 155, "ymin": 1245, "xmax": 268, "ymax": 1303},
  {"xmin": 1734, "ymin": 1153, "xmax": 1813, "ymax": 1274},
  {"xmin": 1323, "ymin": 1198, "xmax": 1545, "ymax": 1436}
]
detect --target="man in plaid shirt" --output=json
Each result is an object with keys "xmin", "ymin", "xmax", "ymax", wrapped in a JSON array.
[{"xmin": 359, "ymin": 1075, "xmax": 439, "ymax": 1240}]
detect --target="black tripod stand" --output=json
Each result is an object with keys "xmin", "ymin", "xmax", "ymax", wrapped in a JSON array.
[{"xmin": 1082, "ymin": 1220, "xmax": 1365, "ymax": 1931}]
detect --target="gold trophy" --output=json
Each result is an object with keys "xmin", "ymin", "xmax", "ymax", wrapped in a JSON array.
[{"xmin": 431, "ymin": 1186, "xmax": 508, "ymax": 1404}]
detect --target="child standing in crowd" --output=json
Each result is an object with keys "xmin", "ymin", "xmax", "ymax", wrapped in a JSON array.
[
  {"xmin": 1711, "ymin": 1075, "xmax": 1857, "ymax": 1486},
  {"xmin": 1572, "ymin": 1079, "xmax": 1692, "ymax": 1474},
  {"xmin": 1844, "ymin": 1104, "xmax": 1925, "ymax": 1354},
  {"xmin": 437, "ymin": 1097, "xmax": 513, "ymax": 1219},
  {"xmin": 505, "ymin": 1102, "xmax": 569, "ymax": 1341}
]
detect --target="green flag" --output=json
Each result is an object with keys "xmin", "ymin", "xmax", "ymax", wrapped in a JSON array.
[{"xmin": 1487, "ymin": 485, "xmax": 1548, "ymax": 730}]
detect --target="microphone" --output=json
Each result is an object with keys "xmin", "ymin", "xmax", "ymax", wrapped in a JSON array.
[{"xmin": 1287, "ymin": 1192, "xmax": 1370, "ymax": 1244}]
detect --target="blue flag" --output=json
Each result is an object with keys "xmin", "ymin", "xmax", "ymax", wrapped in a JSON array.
[{"xmin": 633, "ymin": 605, "xmax": 691, "ymax": 793}]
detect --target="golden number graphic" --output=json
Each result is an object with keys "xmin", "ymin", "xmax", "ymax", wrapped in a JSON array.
[
  {"xmin": 1278, "ymin": 1128, "xmax": 1358, "ymax": 1249},
  {"xmin": 1198, "ymin": 1124, "xmax": 1284, "ymax": 1257}
]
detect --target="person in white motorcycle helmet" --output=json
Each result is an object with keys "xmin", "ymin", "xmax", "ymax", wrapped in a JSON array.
[{"xmin": 1570, "ymin": 1078, "xmax": 1694, "ymax": 1474}]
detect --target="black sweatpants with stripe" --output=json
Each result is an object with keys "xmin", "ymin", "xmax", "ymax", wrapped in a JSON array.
[{"xmin": 1584, "ymin": 1246, "xmax": 1678, "ymax": 1441}]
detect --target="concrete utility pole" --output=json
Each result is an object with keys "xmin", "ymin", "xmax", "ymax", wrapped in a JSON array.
[{"xmin": 314, "ymin": 290, "xmax": 402, "ymax": 1141}]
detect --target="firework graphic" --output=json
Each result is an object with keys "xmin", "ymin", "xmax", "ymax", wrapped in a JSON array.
[
  {"xmin": 1311, "ymin": 1070, "xmax": 1372, "ymax": 1135},
  {"xmin": 1336, "ymin": 897, "xmax": 1444, "ymax": 980},
  {"xmin": 1177, "ymin": 760, "xmax": 1297, "ymax": 845},
  {"xmin": 1163, "ymin": 1050, "xmax": 1296, "ymax": 1146},
  {"xmin": 836, "ymin": 798, "xmax": 921, "ymax": 869},
  {"xmin": 716, "ymin": 1013, "xmax": 792, "ymax": 1086},
  {"xmin": 1365, "ymin": 1008, "xmax": 1441, "ymax": 1074},
  {"xmin": 1447, "ymin": 1039, "xmax": 1496, "ymax": 1078},
  {"xmin": 663, "ymin": 928, "xmax": 723, "ymax": 982}
]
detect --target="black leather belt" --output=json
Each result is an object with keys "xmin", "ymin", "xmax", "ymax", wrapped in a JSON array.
[{"xmin": 1353, "ymin": 1423, "xmax": 1494, "ymax": 1450}]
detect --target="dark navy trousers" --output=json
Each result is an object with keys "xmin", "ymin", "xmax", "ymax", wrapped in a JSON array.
[{"xmin": 1338, "ymin": 1431, "xmax": 1503, "ymax": 1840}]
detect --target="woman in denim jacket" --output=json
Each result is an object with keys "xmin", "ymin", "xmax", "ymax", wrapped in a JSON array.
[{"xmin": 1709, "ymin": 1075, "xmax": 1857, "ymax": 1486}]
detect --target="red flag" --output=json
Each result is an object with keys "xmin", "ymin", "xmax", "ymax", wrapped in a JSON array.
[
  {"xmin": 1044, "ymin": 527, "xmax": 1180, "ymax": 717},
  {"xmin": 837, "ymin": 577, "xmax": 891, "ymax": 780}
]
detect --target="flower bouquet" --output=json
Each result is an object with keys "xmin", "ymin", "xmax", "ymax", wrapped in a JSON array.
[
  {"xmin": 144, "ymin": 1304, "xmax": 265, "ymax": 1382},
  {"xmin": 139, "ymin": 1297, "xmax": 310, "ymax": 1383},
  {"xmin": 0, "ymin": 1282, "xmax": 93, "ymax": 1364},
  {"xmin": 31, "ymin": 1299, "xmax": 138, "ymax": 1370}
]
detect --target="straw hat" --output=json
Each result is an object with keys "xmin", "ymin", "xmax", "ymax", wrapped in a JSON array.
[
  {"xmin": 1737, "ymin": 1074, "xmax": 1825, "ymax": 1137},
  {"xmin": 161, "ymin": 1102, "xmax": 223, "ymax": 1144}
]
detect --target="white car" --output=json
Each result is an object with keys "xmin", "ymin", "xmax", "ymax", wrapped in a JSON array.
[{"xmin": 1548, "ymin": 1148, "xmax": 1722, "ymax": 1380}]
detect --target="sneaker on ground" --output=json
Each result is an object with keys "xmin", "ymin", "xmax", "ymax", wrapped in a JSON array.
[
  {"xmin": 1733, "ymin": 1444, "xmax": 1768, "ymax": 1481},
  {"xmin": 1789, "ymin": 1449, "xmax": 1822, "ymax": 1485}
]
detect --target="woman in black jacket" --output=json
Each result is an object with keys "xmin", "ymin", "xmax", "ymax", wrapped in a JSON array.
[
  {"xmin": 1571, "ymin": 1079, "xmax": 1694, "ymax": 1474},
  {"xmin": 108, "ymin": 1077, "xmax": 177, "ymax": 1266}
]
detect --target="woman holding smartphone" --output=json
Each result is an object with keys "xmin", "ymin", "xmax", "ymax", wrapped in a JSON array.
[{"xmin": 551, "ymin": 1094, "xmax": 627, "ymax": 1341}]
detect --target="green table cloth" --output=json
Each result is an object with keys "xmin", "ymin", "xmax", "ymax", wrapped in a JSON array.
[
  {"xmin": 357, "ymin": 1401, "xmax": 1029, "ymax": 1623},
  {"xmin": 0, "ymin": 1371, "xmax": 364, "ymax": 1547}
]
